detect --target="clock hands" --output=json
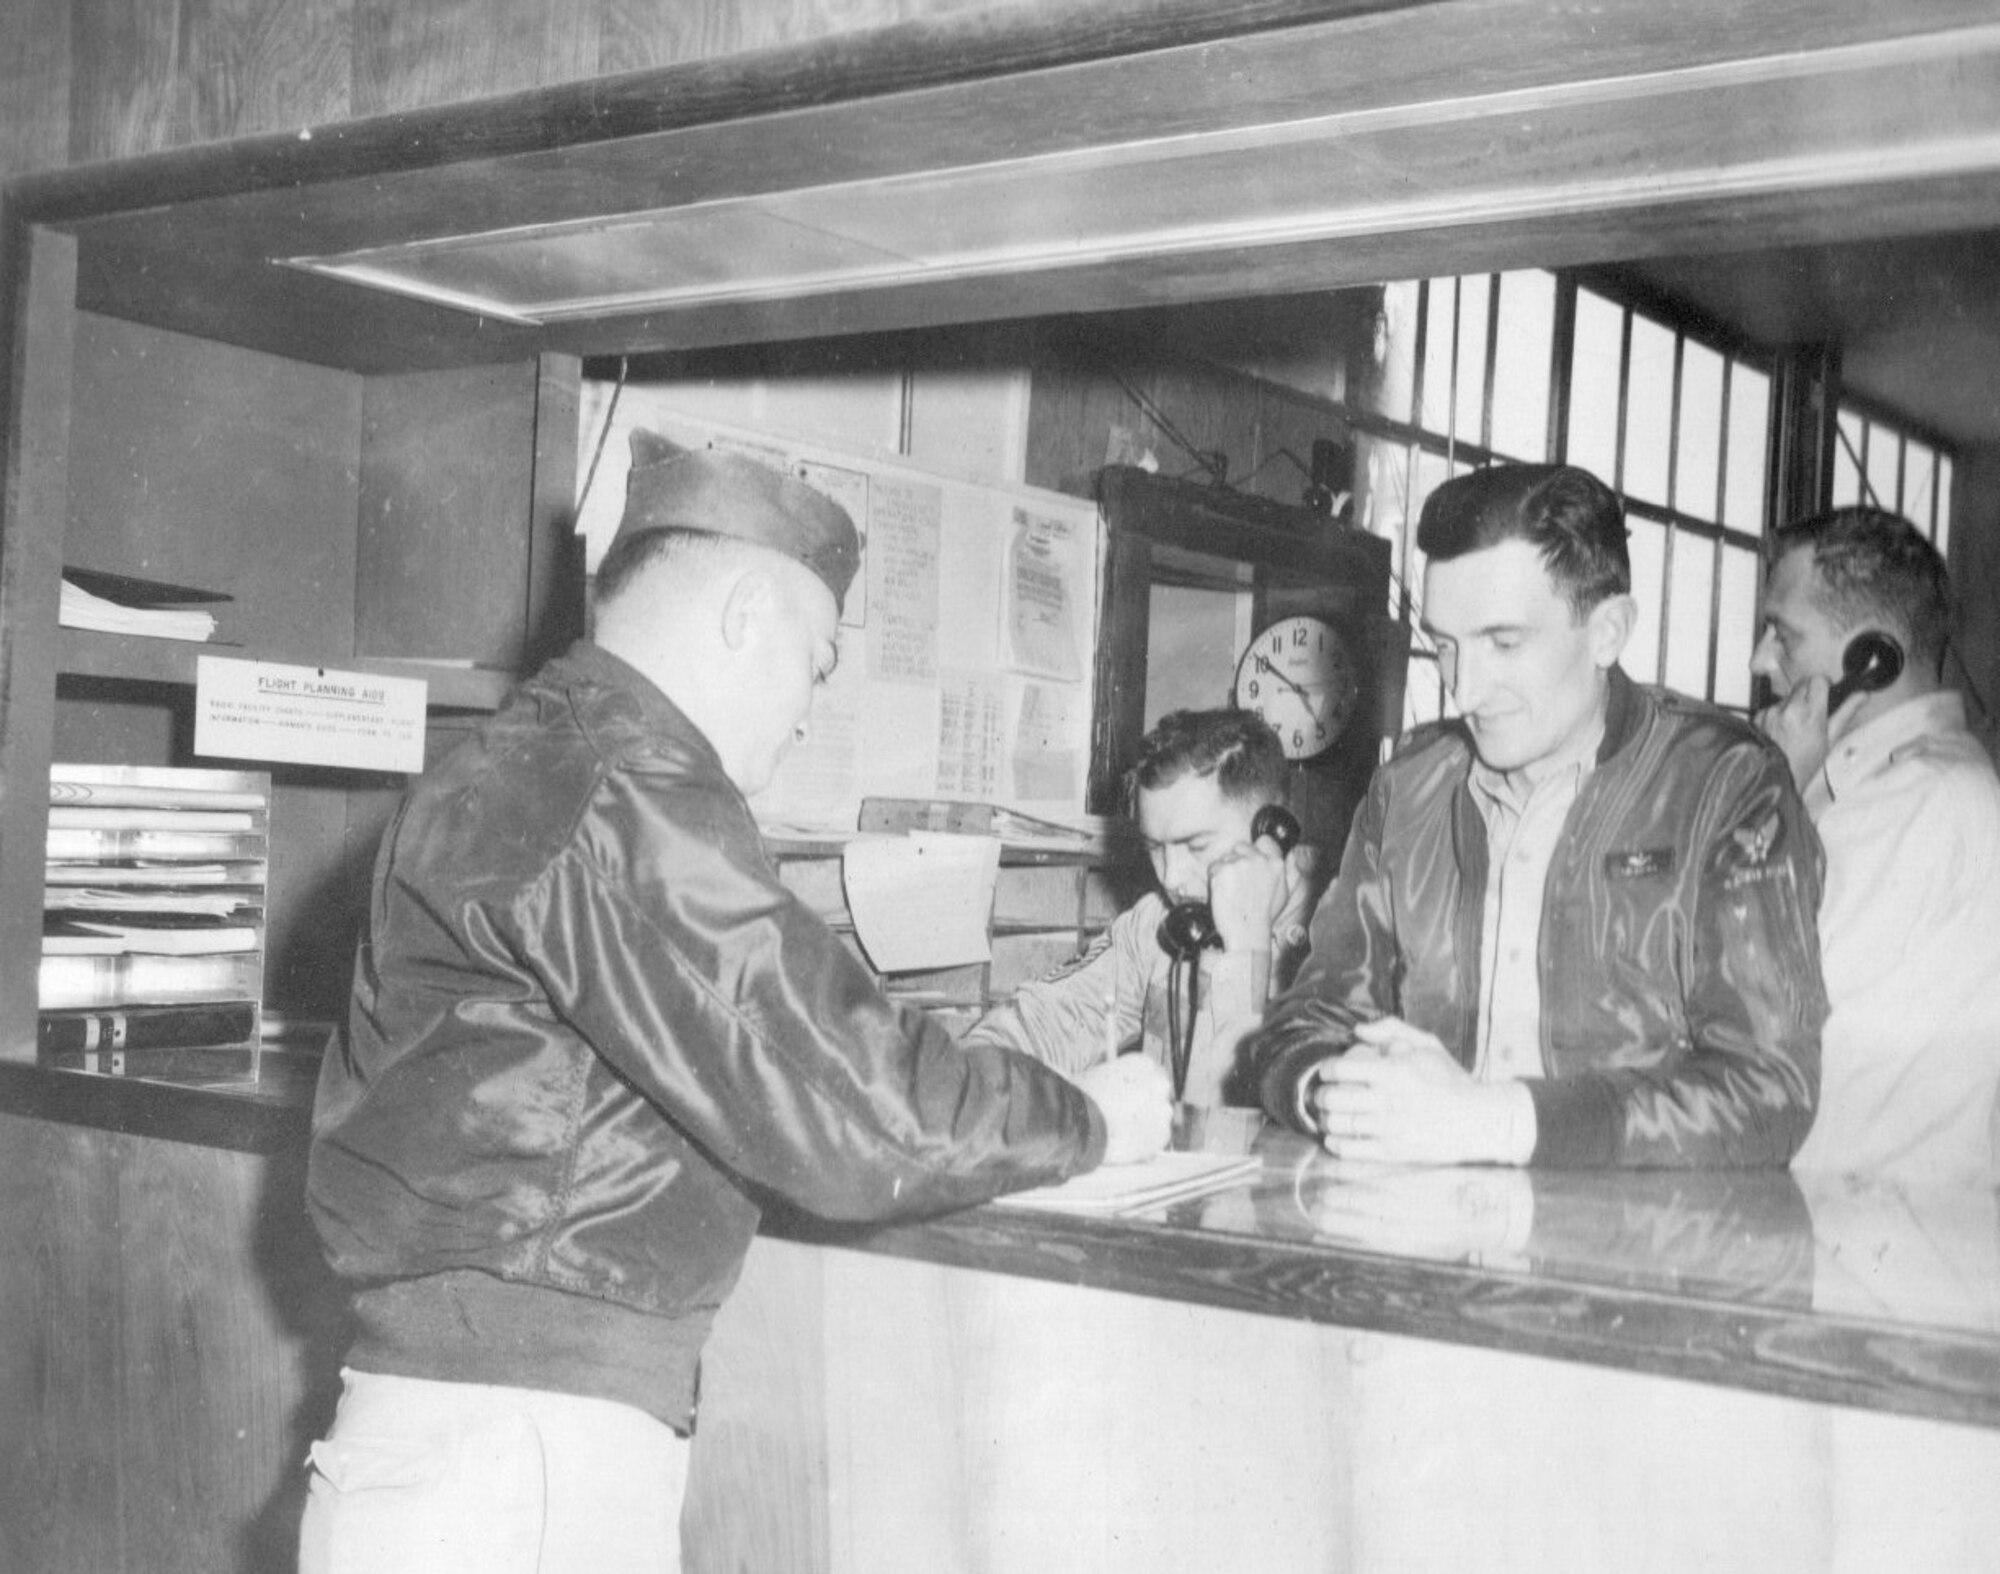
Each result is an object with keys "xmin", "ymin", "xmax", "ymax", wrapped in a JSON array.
[
  {"xmin": 1241, "ymin": 615, "xmax": 1353, "ymax": 762},
  {"xmin": 1254, "ymin": 654, "xmax": 1311, "ymax": 701},
  {"xmin": 1253, "ymin": 655, "xmax": 1334, "ymax": 746}
]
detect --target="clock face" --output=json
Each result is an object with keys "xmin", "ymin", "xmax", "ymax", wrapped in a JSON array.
[{"xmin": 1234, "ymin": 614, "xmax": 1359, "ymax": 761}]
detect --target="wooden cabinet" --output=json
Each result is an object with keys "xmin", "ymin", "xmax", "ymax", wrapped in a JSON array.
[
  {"xmin": 0, "ymin": 227, "xmax": 583, "ymax": 1064},
  {"xmin": 1091, "ymin": 464, "xmax": 1403, "ymax": 861}
]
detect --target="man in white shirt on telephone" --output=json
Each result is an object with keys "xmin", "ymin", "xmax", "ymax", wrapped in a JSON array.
[{"xmin": 1754, "ymin": 503, "xmax": 2000, "ymax": 1182}]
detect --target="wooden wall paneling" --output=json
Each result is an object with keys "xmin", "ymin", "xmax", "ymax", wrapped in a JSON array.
[
  {"xmin": 51, "ymin": 672, "xmax": 181, "ymax": 764},
  {"xmin": 0, "ymin": 222, "xmax": 74, "ymax": 1060},
  {"xmin": 356, "ymin": 359, "xmax": 539, "ymax": 666},
  {"xmin": 266, "ymin": 765, "xmax": 385, "ymax": 1019},
  {"xmin": 181, "ymin": 0, "xmax": 356, "ymax": 146},
  {"xmin": 0, "ymin": 0, "xmax": 73, "ymax": 175},
  {"xmin": 1250, "ymin": 381, "xmax": 1342, "ymax": 510},
  {"xmin": 1023, "ymin": 354, "xmax": 1113, "ymax": 498},
  {"xmin": 352, "ymin": 0, "xmax": 601, "ymax": 119},
  {"xmin": 0, "ymin": 1116, "xmax": 124, "ymax": 1574},
  {"xmin": 683, "ymin": 1234, "xmax": 833, "ymax": 1573},
  {"xmin": 68, "ymin": 0, "xmax": 188, "ymax": 162},
  {"xmin": 1028, "ymin": 348, "xmax": 1348, "ymax": 506},
  {"xmin": 116, "ymin": 1137, "xmax": 273, "ymax": 1569},
  {"xmin": 1088, "ymin": 524, "xmax": 1153, "ymax": 814},
  {"xmin": 1150, "ymin": 359, "xmax": 1258, "ymax": 488},
  {"xmin": 526, "ymin": 351, "xmax": 585, "ymax": 672},
  {"xmin": 590, "ymin": 0, "xmax": 1044, "ymax": 81},
  {"xmin": 65, "ymin": 312, "xmax": 364, "ymax": 658},
  {"xmin": 0, "ymin": 1111, "xmax": 345, "ymax": 1574},
  {"xmin": 62, "ymin": 313, "xmax": 368, "ymax": 1023}
]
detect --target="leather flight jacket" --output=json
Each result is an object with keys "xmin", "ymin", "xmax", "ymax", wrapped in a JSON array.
[
  {"xmin": 1253, "ymin": 669, "xmax": 1827, "ymax": 1167},
  {"xmin": 308, "ymin": 643, "xmax": 1103, "ymax": 1426}
]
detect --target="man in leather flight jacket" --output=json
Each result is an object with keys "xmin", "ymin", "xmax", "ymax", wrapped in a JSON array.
[
  {"xmin": 1252, "ymin": 464, "xmax": 1827, "ymax": 1169},
  {"xmin": 300, "ymin": 431, "xmax": 1173, "ymax": 1573}
]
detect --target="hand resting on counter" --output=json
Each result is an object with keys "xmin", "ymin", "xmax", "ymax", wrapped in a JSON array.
[{"xmin": 1306, "ymin": 1017, "xmax": 1537, "ymax": 1167}]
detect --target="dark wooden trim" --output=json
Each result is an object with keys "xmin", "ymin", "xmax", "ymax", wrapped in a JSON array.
[
  {"xmin": 0, "ymin": 1061, "xmax": 311, "ymax": 1154},
  {"xmin": 1097, "ymin": 464, "xmax": 1391, "ymax": 582},
  {"xmin": 2, "ymin": 0, "xmax": 1440, "ymax": 226},
  {"xmin": 1088, "ymin": 525, "xmax": 1154, "ymax": 817},
  {"xmin": 526, "ymin": 353, "xmax": 586, "ymax": 673},
  {"xmin": 0, "ymin": 219, "xmax": 73, "ymax": 1062}
]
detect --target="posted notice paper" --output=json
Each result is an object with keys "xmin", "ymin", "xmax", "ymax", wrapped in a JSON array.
[
  {"xmin": 194, "ymin": 655, "xmax": 427, "ymax": 773},
  {"xmin": 841, "ymin": 832, "xmax": 1001, "ymax": 973}
]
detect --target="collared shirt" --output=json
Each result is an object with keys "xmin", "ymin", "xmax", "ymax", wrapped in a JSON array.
[
  {"xmin": 1466, "ymin": 719, "xmax": 1604, "ymax": 1082},
  {"xmin": 1792, "ymin": 690, "xmax": 2000, "ymax": 1182}
]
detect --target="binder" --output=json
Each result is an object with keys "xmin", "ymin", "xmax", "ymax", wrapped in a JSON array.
[{"xmin": 38, "ymin": 1000, "xmax": 260, "ymax": 1056}]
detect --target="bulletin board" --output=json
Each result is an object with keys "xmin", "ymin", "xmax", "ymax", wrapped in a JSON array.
[{"xmin": 573, "ymin": 397, "xmax": 1103, "ymax": 835}]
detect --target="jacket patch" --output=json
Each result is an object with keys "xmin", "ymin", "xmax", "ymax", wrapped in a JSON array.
[
  {"xmin": 1729, "ymin": 816, "xmax": 1775, "ymax": 865},
  {"xmin": 1605, "ymin": 847, "xmax": 1675, "ymax": 879},
  {"xmin": 1718, "ymin": 807, "xmax": 1787, "ymax": 891}
]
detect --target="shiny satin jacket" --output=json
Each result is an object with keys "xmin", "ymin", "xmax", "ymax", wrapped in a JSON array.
[
  {"xmin": 1254, "ymin": 670, "xmax": 1827, "ymax": 1167},
  {"xmin": 308, "ymin": 644, "xmax": 1103, "ymax": 1414}
]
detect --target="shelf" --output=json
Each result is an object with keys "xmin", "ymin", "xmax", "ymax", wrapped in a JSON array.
[
  {"xmin": 56, "ymin": 629, "xmax": 518, "ymax": 711},
  {"xmin": 0, "ymin": 1056, "xmax": 310, "ymax": 1153}
]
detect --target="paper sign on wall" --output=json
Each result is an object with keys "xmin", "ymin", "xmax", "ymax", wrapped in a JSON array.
[
  {"xmin": 194, "ymin": 655, "xmax": 428, "ymax": 773},
  {"xmin": 841, "ymin": 832, "xmax": 1000, "ymax": 971}
]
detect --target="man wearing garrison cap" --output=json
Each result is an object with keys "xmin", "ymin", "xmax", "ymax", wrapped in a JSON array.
[{"xmin": 301, "ymin": 430, "xmax": 1171, "ymax": 1572}]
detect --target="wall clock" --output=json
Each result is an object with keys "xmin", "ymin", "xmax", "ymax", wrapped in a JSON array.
[{"xmin": 1233, "ymin": 612, "xmax": 1359, "ymax": 762}]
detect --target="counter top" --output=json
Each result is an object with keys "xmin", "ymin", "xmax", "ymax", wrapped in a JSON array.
[
  {"xmin": 789, "ymin": 1116, "xmax": 2000, "ymax": 1430},
  {"xmin": 6, "ymin": 1060, "xmax": 1997, "ymax": 1427}
]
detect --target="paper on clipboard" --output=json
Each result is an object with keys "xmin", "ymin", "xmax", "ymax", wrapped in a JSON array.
[{"xmin": 841, "ymin": 832, "xmax": 1001, "ymax": 972}]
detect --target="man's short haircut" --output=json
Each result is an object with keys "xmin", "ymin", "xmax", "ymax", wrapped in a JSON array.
[
  {"xmin": 1771, "ymin": 505, "xmax": 1951, "ymax": 672},
  {"xmin": 593, "ymin": 526, "xmax": 763, "ymax": 611},
  {"xmin": 1128, "ymin": 708, "xmax": 1289, "ymax": 815},
  {"xmin": 1416, "ymin": 463, "xmax": 1631, "ymax": 616}
]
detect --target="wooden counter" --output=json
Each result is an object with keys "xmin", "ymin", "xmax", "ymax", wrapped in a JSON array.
[{"xmin": 5, "ymin": 1065, "xmax": 1999, "ymax": 1571}]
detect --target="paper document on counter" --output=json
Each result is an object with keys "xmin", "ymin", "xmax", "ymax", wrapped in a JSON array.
[
  {"xmin": 840, "ymin": 832, "xmax": 1000, "ymax": 972},
  {"xmin": 992, "ymin": 1151, "xmax": 1261, "ymax": 1214}
]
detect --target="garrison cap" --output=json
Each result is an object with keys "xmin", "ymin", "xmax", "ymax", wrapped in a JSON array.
[{"xmin": 612, "ymin": 428, "xmax": 861, "ymax": 609}]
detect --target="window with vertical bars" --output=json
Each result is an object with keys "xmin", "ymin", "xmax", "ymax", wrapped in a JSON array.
[
  {"xmin": 1562, "ymin": 283, "xmax": 1773, "ymax": 714},
  {"xmin": 1831, "ymin": 400, "xmax": 1954, "ymax": 556},
  {"xmin": 1355, "ymin": 273, "xmax": 1790, "ymax": 730}
]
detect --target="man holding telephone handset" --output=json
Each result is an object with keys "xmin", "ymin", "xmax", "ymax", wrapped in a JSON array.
[
  {"xmin": 961, "ymin": 708, "xmax": 1316, "ymax": 1107},
  {"xmin": 1753, "ymin": 504, "xmax": 2000, "ymax": 1180}
]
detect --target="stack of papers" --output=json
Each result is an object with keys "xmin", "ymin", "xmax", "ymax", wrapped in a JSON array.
[
  {"xmin": 59, "ymin": 568, "xmax": 225, "ymax": 642},
  {"xmin": 992, "ymin": 1151, "xmax": 1261, "ymax": 1213},
  {"xmin": 43, "ymin": 920, "xmax": 260, "ymax": 955}
]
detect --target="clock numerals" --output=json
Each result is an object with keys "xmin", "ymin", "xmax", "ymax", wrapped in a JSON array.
[{"xmin": 1235, "ymin": 614, "xmax": 1353, "ymax": 763}]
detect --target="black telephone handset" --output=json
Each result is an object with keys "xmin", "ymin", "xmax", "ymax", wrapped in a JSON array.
[
  {"xmin": 1827, "ymin": 631, "xmax": 1904, "ymax": 713},
  {"xmin": 1158, "ymin": 805, "xmax": 1302, "ymax": 961}
]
